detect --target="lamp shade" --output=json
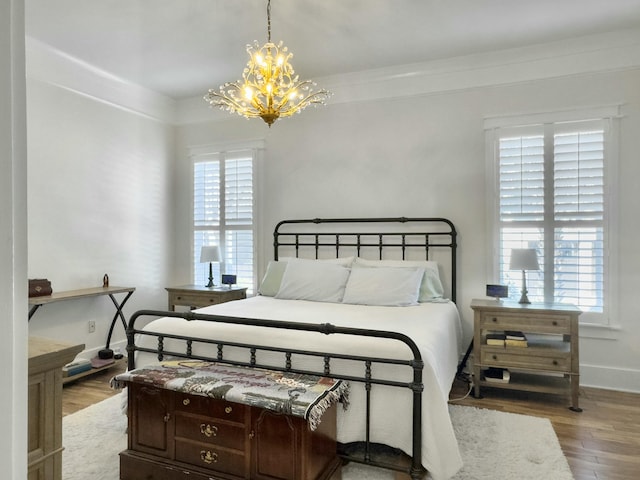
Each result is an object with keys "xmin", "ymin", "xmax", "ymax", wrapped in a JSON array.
[
  {"xmin": 200, "ymin": 245, "xmax": 220, "ymax": 263},
  {"xmin": 509, "ymin": 248, "xmax": 540, "ymax": 271}
]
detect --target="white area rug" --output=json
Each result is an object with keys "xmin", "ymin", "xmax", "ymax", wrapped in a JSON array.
[{"xmin": 62, "ymin": 394, "xmax": 573, "ymax": 480}]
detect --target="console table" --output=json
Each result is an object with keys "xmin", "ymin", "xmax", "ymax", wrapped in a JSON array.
[{"xmin": 28, "ymin": 286, "xmax": 135, "ymax": 351}]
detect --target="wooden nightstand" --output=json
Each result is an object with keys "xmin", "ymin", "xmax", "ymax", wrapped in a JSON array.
[
  {"xmin": 470, "ymin": 299, "xmax": 582, "ymax": 411},
  {"xmin": 166, "ymin": 285, "xmax": 247, "ymax": 311}
]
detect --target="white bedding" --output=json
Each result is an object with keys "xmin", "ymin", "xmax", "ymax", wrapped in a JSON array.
[{"xmin": 134, "ymin": 296, "xmax": 464, "ymax": 480}]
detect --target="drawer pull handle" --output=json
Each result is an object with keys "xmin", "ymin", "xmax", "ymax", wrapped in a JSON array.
[
  {"xmin": 552, "ymin": 360, "xmax": 559, "ymax": 365},
  {"xmin": 200, "ymin": 423, "xmax": 218, "ymax": 437},
  {"xmin": 183, "ymin": 399, "xmax": 190, "ymax": 406},
  {"xmin": 492, "ymin": 355, "xmax": 498, "ymax": 360},
  {"xmin": 200, "ymin": 450, "xmax": 218, "ymax": 464},
  {"xmin": 492, "ymin": 317, "xmax": 497, "ymax": 322},
  {"xmin": 225, "ymin": 406, "xmax": 233, "ymax": 414},
  {"xmin": 249, "ymin": 430, "xmax": 255, "ymax": 439},
  {"xmin": 177, "ymin": 296, "xmax": 182, "ymax": 300},
  {"xmin": 163, "ymin": 413, "xmax": 171, "ymax": 423},
  {"xmin": 552, "ymin": 321, "xmax": 558, "ymax": 326}
]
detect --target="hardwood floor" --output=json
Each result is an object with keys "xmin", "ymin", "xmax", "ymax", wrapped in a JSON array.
[
  {"xmin": 62, "ymin": 359, "xmax": 127, "ymax": 416},
  {"xmin": 62, "ymin": 363, "xmax": 640, "ymax": 480}
]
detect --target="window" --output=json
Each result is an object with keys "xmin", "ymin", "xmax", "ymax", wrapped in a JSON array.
[
  {"xmin": 192, "ymin": 145, "xmax": 259, "ymax": 294},
  {"xmin": 486, "ymin": 107, "xmax": 619, "ymax": 325}
]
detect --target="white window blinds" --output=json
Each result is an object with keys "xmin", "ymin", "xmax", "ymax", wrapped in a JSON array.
[
  {"xmin": 496, "ymin": 120, "xmax": 607, "ymax": 316},
  {"xmin": 193, "ymin": 149, "xmax": 256, "ymax": 293}
]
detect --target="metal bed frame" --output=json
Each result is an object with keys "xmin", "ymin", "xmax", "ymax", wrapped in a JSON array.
[{"xmin": 126, "ymin": 217, "xmax": 457, "ymax": 480}]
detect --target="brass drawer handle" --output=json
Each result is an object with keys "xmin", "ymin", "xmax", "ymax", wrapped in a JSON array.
[
  {"xmin": 200, "ymin": 450, "xmax": 218, "ymax": 464},
  {"xmin": 200, "ymin": 423, "xmax": 218, "ymax": 437},
  {"xmin": 225, "ymin": 406, "xmax": 233, "ymax": 414},
  {"xmin": 183, "ymin": 399, "xmax": 190, "ymax": 406}
]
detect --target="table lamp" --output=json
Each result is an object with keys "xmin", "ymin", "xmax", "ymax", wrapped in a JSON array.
[
  {"xmin": 509, "ymin": 248, "xmax": 540, "ymax": 304},
  {"xmin": 200, "ymin": 245, "xmax": 220, "ymax": 288}
]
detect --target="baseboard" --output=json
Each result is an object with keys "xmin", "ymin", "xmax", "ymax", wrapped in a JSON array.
[{"xmin": 580, "ymin": 364, "xmax": 640, "ymax": 394}]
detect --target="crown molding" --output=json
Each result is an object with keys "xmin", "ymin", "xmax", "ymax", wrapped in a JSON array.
[
  {"xmin": 179, "ymin": 28, "xmax": 640, "ymax": 125},
  {"xmin": 25, "ymin": 37, "xmax": 177, "ymax": 124},
  {"xmin": 26, "ymin": 28, "xmax": 640, "ymax": 126}
]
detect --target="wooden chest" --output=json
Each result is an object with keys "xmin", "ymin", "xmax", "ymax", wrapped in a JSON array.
[{"xmin": 120, "ymin": 383, "xmax": 342, "ymax": 480}]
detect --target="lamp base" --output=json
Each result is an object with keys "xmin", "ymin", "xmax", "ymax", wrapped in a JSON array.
[
  {"xmin": 206, "ymin": 261, "xmax": 215, "ymax": 288},
  {"xmin": 518, "ymin": 293, "xmax": 531, "ymax": 304}
]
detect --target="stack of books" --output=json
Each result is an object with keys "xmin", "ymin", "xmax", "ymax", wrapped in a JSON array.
[
  {"xmin": 486, "ymin": 332, "xmax": 506, "ymax": 346},
  {"xmin": 505, "ymin": 330, "xmax": 528, "ymax": 347},
  {"xmin": 62, "ymin": 358, "xmax": 92, "ymax": 377},
  {"xmin": 485, "ymin": 331, "xmax": 528, "ymax": 347}
]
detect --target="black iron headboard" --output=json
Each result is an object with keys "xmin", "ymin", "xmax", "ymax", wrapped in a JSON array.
[{"xmin": 273, "ymin": 217, "xmax": 457, "ymax": 303}]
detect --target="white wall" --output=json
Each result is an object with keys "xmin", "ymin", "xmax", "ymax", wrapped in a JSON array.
[
  {"xmin": 176, "ymin": 67, "xmax": 640, "ymax": 393},
  {"xmin": 1, "ymin": 0, "xmax": 28, "ymax": 477},
  {"xmin": 26, "ymin": 75, "xmax": 176, "ymax": 358}
]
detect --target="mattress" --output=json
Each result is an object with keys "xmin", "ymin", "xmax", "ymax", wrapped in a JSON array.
[{"xmin": 134, "ymin": 296, "xmax": 464, "ymax": 480}]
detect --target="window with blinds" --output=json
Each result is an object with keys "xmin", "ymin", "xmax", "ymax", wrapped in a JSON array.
[
  {"xmin": 193, "ymin": 149, "xmax": 255, "ymax": 294},
  {"xmin": 496, "ymin": 120, "xmax": 606, "ymax": 315}
]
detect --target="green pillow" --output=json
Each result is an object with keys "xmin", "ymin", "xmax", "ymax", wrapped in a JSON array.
[{"xmin": 258, "ymin": 261, "xmax": 287, "ymax": 296}]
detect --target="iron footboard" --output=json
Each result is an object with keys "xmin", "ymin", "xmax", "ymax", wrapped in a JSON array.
[{"xmin": 126, "ymin": 308, "xmax": 427, "ymax": 479}]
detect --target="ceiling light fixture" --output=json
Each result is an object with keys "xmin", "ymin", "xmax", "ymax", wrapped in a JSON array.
[{"xmin": 204, "ymin": 0, "xmax": 329, "ymax": 127}]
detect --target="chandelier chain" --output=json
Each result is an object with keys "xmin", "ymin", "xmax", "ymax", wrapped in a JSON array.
[{"xmin": 267, "ymin": 0, "xmax": 271, "ymax": 42}]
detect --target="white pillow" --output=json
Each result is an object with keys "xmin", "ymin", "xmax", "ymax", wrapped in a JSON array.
[
  {"xmin": 275, "ymin": 261, "xmax": 350, "ymax": 303},
  {"xmin": 342, "ymin": 267, "xmax": 424, "ymax": 307},
  {"xmin": 258, "ymin": 261, "xmax": 287, "ymax": 297},
  {"xmin": 352, "ymin": 258, "xmax": 444, "ymax": 301},
  {"xmin": 280, "ymin": 256, "xmax": 355, "ymax": 267}
]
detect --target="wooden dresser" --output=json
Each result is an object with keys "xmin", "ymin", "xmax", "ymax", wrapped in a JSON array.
[
  {"xmin": 121, "ymin": 383, "xmax": 341, "ymax": 480},
  {"xmin": 28, "ymin": 337, "xmax": 84, "ymax": 480}
]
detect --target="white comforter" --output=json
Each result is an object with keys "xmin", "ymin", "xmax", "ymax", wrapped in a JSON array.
[{"xmin": 134, "ymin": 296, "xmax": 464, "ymax": 480}]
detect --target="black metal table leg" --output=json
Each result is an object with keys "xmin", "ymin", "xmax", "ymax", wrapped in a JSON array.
[{"xmin": 104, "ymin": 290, "xmax": 134, "ymax": 351}]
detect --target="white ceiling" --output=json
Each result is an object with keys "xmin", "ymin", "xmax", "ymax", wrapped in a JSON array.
[{"xmin": 25, "ymin": 0, "xmax": 640, "ymax": 100}]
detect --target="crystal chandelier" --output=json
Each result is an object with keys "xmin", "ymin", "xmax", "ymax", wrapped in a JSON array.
[{"xmin": 204, "ymin": 0, "xmax": 329, "ymax": 127}]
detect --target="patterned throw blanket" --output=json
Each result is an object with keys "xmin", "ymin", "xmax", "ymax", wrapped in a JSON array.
[{"xmin": 113, "ymin": 361, "xmax": 349, "ymax": 431}]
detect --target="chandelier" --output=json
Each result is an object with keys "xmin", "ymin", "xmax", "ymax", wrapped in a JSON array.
[{"xmin": 204, "ymin": 0, "xmax": 329, "ymax": 126}]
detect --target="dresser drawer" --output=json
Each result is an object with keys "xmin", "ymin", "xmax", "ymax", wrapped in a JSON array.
[
  {"xmin": 175, "ymin": 393, "xmax": 246, "ymax": 423},
  {"xmin": 480, "ymin": 313, "xmax": 570, "ymax": 333},
  {"xmin": 175, "ymin": 440, "xmax": 246, "ymax": 476},
  {"xmin": 175, "ymin": 413, "xmax": 247, "ymax": 451},
  {"xmin": 481, "ymin": 349, "xmax": 569, "ymax": 371}
]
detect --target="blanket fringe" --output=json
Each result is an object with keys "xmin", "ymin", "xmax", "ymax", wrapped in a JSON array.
[{"xmin": 306, "ymin": 381, "xmax": 350, "ymax": 431}]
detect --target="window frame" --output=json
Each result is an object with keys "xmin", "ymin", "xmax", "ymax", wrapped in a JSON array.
[
  {"xmin": 485, "ymin": 106, "xmax": 621, "ymax": 327},
  {"xmin": 189, "ymin": 140, "xmax": 264, "ymax": 294}
]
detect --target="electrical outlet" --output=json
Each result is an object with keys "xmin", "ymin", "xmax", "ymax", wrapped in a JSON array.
[{"xmin": 88, "ymin": 320, "xmax": 96, "ymax": 333}]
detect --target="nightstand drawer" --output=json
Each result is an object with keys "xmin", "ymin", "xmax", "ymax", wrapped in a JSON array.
[
  {"xmin": 481, "ymin": 350, "xmax": 569, "ymax": 371},
  {"xmin": 175, "ymin": 414, "xmax": 247, "ymax": 450},
  {"xmin": 171, "ymin": 292, "xmax": 225, "ymax": 307},
  {"xmin": 479, "ymin": 313, "xmax": 570, "ymax": 333}
]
